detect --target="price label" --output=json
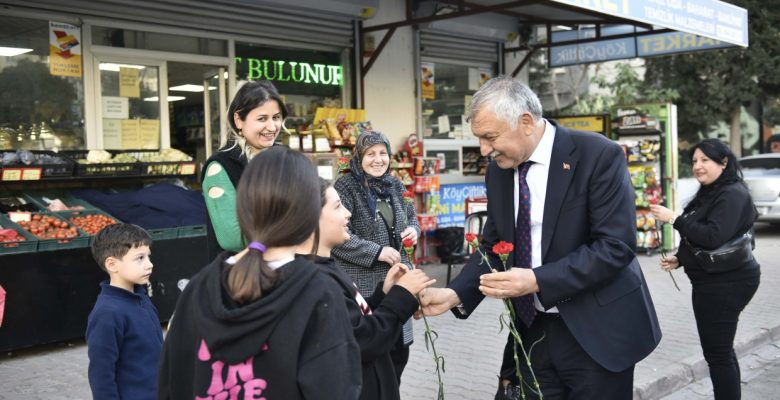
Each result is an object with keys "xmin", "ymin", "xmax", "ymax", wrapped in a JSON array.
[
  {"xmin": 1, "ymin": 168, "xmax": 23, "ymax": 181},
  {"xmin": 179, "ymin": 163, "xmax": 196, "ymax": 175},
  {"xmin": 7, "ymin": 211, "xmax": 32, "ymax": 223},
  {"xmin": 21, "ymin": 168, "xmax": 42, "ymax": 181}
]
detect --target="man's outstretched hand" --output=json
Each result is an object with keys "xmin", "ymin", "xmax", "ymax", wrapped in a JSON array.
[{"xmin": 415, "ymin": 287, "xmax": 460, "ymax": 319}]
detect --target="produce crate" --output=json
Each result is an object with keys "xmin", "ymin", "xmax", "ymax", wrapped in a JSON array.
[
  {"xmin": 54, "ymin": 209, "xmax": 120, "ymax": 244},
  {"xmin": 178, "ymin": 224, "xmax": 206, "ymax": 238},
  {"xmin": 147, "ymin": 227, "xmax": 179, "ymax": 241},
  {"xmin": 0, "ymin": 214, "xmax": 38, "ymax": 255},
  {"xmin": 25, "ymin": 190, "xmax": 98, "ymax": 212},
  {"xmin": 124, "ymin": 149, "xmax": 197, "ymax": 176},
  {"xmin": 0, "ymin": 193, "xmax": 42, "ymax": 214},
  {"xmin": 0, "ymin": 150, "xmax": 75, "ymax": 178},
  {"xmin": 61, "ymin": 150, "xmax": 141, "ymax": 177},
  {"xmin": 11, "ymin": 212, "xmax": 89, "ymax": 252}
]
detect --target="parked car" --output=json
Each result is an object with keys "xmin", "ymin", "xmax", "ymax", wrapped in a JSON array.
[{"xmin": 739, "ymin": 153, "xmax": 780, "ymax": 223}]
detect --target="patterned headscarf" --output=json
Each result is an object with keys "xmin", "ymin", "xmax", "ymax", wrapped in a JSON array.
[{"xmin": 350, "ymin": 131, "xmax": 396, "ymax": 218}]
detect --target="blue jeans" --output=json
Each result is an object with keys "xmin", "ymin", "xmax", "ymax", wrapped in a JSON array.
[{"xmin": 692, "ymin": 276, "xmax": 760, "ymax": 400}]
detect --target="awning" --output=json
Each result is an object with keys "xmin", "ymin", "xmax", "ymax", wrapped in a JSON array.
[{"xmin": 360, "ymin": 0, "xmax": 749, "ymax": 78}]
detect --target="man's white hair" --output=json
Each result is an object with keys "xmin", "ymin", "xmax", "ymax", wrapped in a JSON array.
[{"xmin": 467, "ymin": 75, "xmax": 543, "ymax": 130}]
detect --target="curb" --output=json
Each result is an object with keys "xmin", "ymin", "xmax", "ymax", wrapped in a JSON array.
[{"xmin": 633, "ymin": 322, "xmax": 780, "ymax": 400}]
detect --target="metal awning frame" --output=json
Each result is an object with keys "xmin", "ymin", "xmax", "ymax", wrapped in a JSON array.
[{"xmin": 358, "ymin": 0, "xmax": 666, "ymax": 77}]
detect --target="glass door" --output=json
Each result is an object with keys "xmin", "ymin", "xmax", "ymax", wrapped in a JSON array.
[
  {"xmin": 203, "ymin": 68, "xmax": 227, "ymax": 160},
  {"xmin": 96, "ymin": 60, "xmax": 164, "ymax": 149}
]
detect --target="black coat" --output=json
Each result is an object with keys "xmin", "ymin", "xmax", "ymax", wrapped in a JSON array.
[
  {"xmin": 673, "ymin": 181, "xmax": 760, "ymax": 283},
  {"xmin": 450, "ymin": 121, "xmax": 662, "ymax": 373},
  {"xmin": 158, "ymin": 254, "xmax": 361, "ymax": 400},
  {"xmin": 312, "ymin": 255, "xmax": 419, "ymax": 400}
]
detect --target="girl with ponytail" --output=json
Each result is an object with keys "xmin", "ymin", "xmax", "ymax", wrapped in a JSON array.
[{"xmin": 160, "ymin": 147, "xmax": 361, "ymax": 400}]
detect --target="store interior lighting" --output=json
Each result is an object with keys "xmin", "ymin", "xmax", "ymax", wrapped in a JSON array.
[
  {"xmin": 143, "ymin": 95, "xmax": 186, "ymax": 102},
  {"xmin": 0, "ymin": 47, "xmax": 34, "ymax": 56},
  {"xmin": 99, "ymin": 63, "xmax": 146, "ymax": 72},
  {"xmin": 169, "ymin": 84, "xmax": 217, "ymax": 92}
]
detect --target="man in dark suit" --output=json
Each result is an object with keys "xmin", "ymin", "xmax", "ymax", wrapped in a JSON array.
[{"xmin": 419, "ymin": 76, "xmax": 661, "ymax": 399}]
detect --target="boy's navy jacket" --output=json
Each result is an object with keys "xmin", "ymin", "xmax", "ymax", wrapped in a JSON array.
[
  {"xmin": 86, "ymin": 281, "xmax": 163, "ymax": 400},
  {"xmin": 158, "ymin": 253, "xmax": 361, "ymax": 400},
  {"xmin": 312, "ymin": 255, "xmax": 419, "ymax": 400}
]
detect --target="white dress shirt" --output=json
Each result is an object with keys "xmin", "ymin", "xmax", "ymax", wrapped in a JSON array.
[{"xmin": 513, "ymin": 119, "xmax": 557, "ymax": 313}]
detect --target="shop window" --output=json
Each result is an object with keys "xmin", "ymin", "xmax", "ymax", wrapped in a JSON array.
[
  {"xmin": 98, "ymin": 62, "xmax": 161, "ymax": 149},
  {"xmin": 92, "ymin": 27, "xmax": 228, "ymax": 57},
  {"xmin": 0, "ymin": 16, "xmax": 85, "ymax": 150},
  {"xmin": 234, "ymin": 43, "xmax": 344, "ymax": 132},
  {"xmin": 420, "ymin": 62, "xmax": 494, "ymax": 139}
]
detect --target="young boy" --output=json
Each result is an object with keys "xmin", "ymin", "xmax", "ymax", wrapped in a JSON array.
[{"xmin": 86, "ymin": 223, "xmax": 163, "ymax": 400}]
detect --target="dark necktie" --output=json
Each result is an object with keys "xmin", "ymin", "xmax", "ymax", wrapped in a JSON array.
[{"xmin": 513, "ymin": 161, "xmax": 537, "ymax": 328}]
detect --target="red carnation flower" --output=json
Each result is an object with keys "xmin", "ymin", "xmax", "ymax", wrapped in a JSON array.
[
  {"xmin": 465, "ymin": 233, "xmax": 478, "ymax": 248},
  {"xmin": 492, "ymin": 241, "xmax": 514, "ymax": 270},
  {"xmin": 402, "ymin": 237, "xmax": 415, "ymax": 249}
]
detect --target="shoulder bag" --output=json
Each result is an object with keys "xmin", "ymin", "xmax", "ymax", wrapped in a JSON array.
[{"xmin": 687, "ymin": 230, "xmax": 755, "ymax": 273}]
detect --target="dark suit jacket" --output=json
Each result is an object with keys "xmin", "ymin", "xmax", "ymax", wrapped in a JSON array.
[{"xmin": 449, "ymin": 121, "xmax": 662, "ymax": 373}]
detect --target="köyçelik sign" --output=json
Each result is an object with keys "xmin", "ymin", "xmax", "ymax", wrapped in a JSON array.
[
  {"xmin": 549, "ymin": 25, "xmax": 733, "ymax": 67},
  {"xmin": 234, "ymin": 57, "xmax": 343, "ymax": 86}
]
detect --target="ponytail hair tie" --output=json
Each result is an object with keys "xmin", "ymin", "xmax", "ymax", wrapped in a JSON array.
[{"xmin": 248, "ymin": 242, "xmax": 267, "ymax": 253}]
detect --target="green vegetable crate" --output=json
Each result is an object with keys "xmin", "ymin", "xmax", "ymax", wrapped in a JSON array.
[{"xmin": 0, "ymin": 214, "xmax": 38, "ymax": 255}]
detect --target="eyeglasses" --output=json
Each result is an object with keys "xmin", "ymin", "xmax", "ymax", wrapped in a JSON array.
[{"xmin": 655, "ymin": 225, "xmax": 680, "ymax": 291}]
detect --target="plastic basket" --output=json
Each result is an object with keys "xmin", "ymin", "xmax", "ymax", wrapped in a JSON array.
[
  {"xmin": 0, "ymin": 193, "xmax": 42, "ymax": 214},
  {"xmin": 25, "ymin": 190, "xmax": 98, "ymax": 212},
  {"xmin": 0, "ymin": 214, "xmax": 38, "ymax": 255},
  {"xmin": 177, "ymin": 224, "xmax": 206, "ymax": 238},
  {"xmin": 61, "ymin": 150, "xmax": 141, "ymax": 177},
  {"xmin": 0, "ymin": 150, "xmax": 75, "ymax": 178},
  {"xmin": 54, "ymin": 209, "xmax": 120, "ymax": 243},
  {"xmin": 10, "ymin": 212, "xmax": 89, "ymax": 252},
  {"xmin": 147, "ymin": 227, "xmax": 179, "ymax": 241},
  {"xmin": 124, "ymin": 150, "xmax": 197, "ymax": 176}
]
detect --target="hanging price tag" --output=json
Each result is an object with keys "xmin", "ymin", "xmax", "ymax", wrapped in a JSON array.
[
  {"xmin": 21, "ymin": 168, "xmax": 42, "ymax": 181},
  {"xmin": 1, "ymin": 168, "xmax": 23, "ymax": 181}
]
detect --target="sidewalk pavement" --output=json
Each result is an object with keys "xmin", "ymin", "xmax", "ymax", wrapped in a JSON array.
[
  {"xmin": 399, "ymin": 225, "xmax": 780, "ymax": 400},
  {"xmin": 0, "ymin": 226, "xmax": 777, "ymax": 400}
]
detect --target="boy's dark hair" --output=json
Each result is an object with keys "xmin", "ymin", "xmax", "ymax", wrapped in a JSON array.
[{"xmin": 91, "ymin": 223, "xmax": 153, "ymax": 272}]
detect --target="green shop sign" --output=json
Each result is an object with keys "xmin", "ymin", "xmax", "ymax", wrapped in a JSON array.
[
  {"xmin": 235, "ymin": 57, "xmax": 343, "ymax": 86},
  {"xmin": 234, "ymin": 44, "xmax": 342, "ymax": 97}
]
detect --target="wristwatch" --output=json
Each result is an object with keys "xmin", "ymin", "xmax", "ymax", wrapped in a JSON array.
[{"xmin": 668, "ymin": 215, "xmax": 677, "ymax": 225}]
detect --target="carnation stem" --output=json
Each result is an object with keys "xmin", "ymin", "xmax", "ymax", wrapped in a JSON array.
[
  {"xmin": 471, "ymin": 244, "xmax": 544, "ymax": 399},
  {"xmin": 406, "ymin": 247, "xmax": 445, "ymax": 399}
]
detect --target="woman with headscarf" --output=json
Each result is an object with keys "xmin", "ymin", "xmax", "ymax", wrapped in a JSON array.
[{"xmin": 332, "ymin": 131, "xmax": 420, "ymax": 384}]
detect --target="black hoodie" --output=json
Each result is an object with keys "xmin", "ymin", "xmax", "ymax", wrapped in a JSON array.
[
  {"xmin": 311, "ymin": 255, "xmax": 419, "ymax": 400},
  {"xmin": 158, "ymin": 253, "xmax": 361, "ymax": 400}
]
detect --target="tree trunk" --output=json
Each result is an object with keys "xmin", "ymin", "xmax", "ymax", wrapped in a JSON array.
[{"xmin": 730, "ymin": 107, "xmax": 742, "ymax": 157}]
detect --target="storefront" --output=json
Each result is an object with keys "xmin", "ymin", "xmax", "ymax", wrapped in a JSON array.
[{"xmin": 0, "ymin": 0, "xmax": 372, "ymax": 351}]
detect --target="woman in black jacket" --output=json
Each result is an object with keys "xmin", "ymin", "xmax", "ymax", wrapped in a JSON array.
[
  {"xmin": 303, "ymin": 178, "xmax": 435, "ymax": 399},
  {"xmin": 651, "ymin": 138, "xmax": 760, "ymax": 399}
]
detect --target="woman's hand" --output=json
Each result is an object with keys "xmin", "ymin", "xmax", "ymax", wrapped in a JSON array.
[
  {"xmin": 661, "ymin": 255, "xmax": 680, "ymax": 271},
  {"xmin": 401, "ymin": 227, "xmax": 418, "ymax": 246},
  {"xmin": 395, "ymin": 268, "xmax": 436, "ymax": 297},
  {"xmin": 649, "ymin": 204, "xmax": 675, "ymax": 223},
  {"xmin": 383, "ymin": 263, "xmax": 409, "ymax": 294},
  {"xmin": 378, "ymin": 246, "xmax": 401, "ymax": 265}
]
